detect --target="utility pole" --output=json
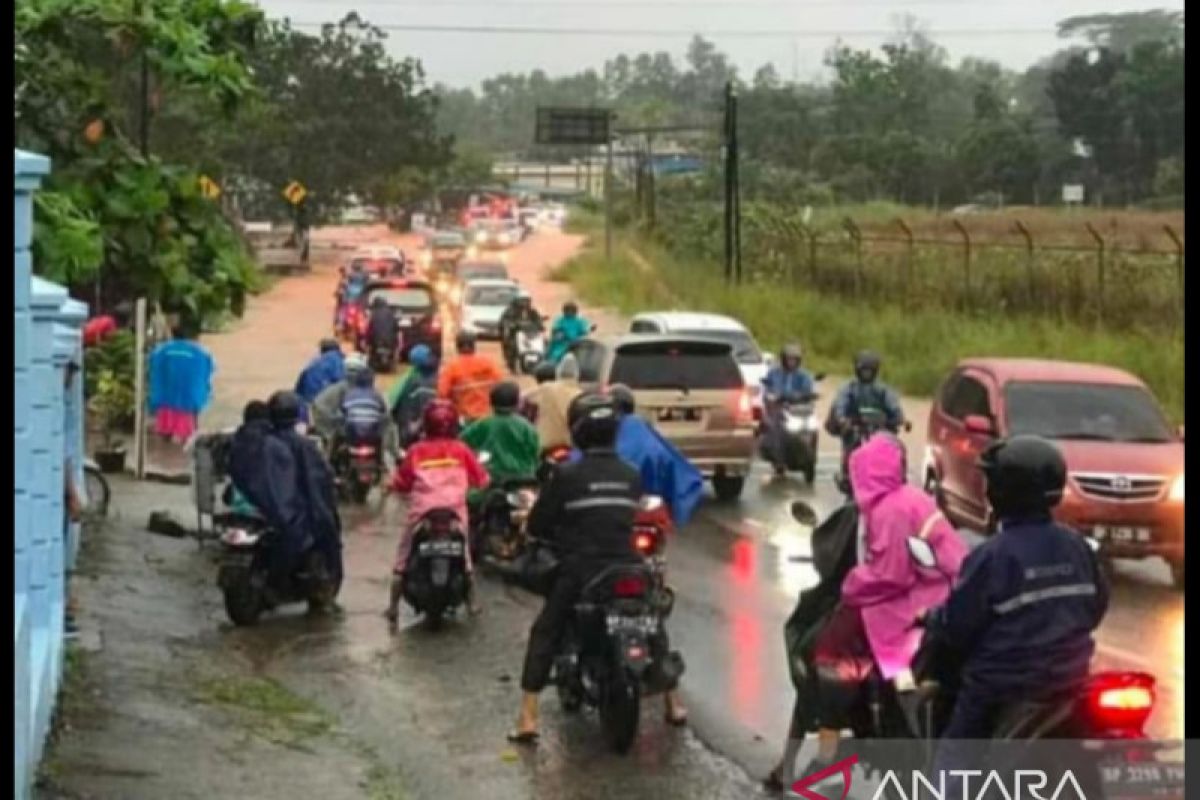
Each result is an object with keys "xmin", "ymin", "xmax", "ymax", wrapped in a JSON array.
[
  {"xmin": 136, "ymin": 0, "xmax": 150, "ymax": 156},
  {"xmin": 604, "ymin": 116, "xmax": 614, "ymax": 264},
  {"xmin": 723, "ymin": 81, "xmax": 741, "ymax": 284}
]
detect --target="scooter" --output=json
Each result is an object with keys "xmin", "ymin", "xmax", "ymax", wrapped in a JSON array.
[
  {"xmin": 216, "ymin": 518, "xmax": 340, "ymax": 626},
  {"xmin": 332, "ymin": 435, "xmax": 383, "ymax": 504},
  {"xmin": 832, "ymin": 406, "xmax": 911, "ymax": 496},
  {"xmin": 402, "ymin": 508, "xmax": 470, "ymax": 628},
  {"xmin": 516, "ymin": 325, "xmax": 547, "ymax": 375},
  {"xmin": 760, "ymin": 374, "xmax": 825, "ymax": 484}
]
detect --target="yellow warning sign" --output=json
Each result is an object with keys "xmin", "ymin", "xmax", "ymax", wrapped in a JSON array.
[
  {"xmin": 282, "ymin": 180, "xmax": 308, "ymax": 205},
  {"xmin": 198, "ymin": 175, "xmax": 221, "ymax": 199}
]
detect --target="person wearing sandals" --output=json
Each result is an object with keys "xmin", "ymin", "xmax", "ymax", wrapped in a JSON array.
[{"xmin": 508, "ymin": 391, "xmax": 687, "ymax": 745}]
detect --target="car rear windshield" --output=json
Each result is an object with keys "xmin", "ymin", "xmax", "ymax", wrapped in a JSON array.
[
  {"xmin": 352, "ymin": 257, "xmax": 403, "ymax": 271},
  {"xmin": 610, "ymin": 341, "xmax": 744, "ymax": 390},
  {"xmin": 1004, "ymin": 381, "xmax": 1174, "ymax": 443},
  {"xmin": 458, "ymin": 263, "xmax": 508, "ymax": 280},
  {"xmin": 466, "ymin": 285, "xmax": 517, "ymax": 306},
  {"xmin": 367, "ymin": 286, "xmax": 434, "ymax": 311},
  {"xmin": 433, "ymin": 235, "xmax": 464, "ymax": 248},
  {"xmin": 675, "ymin": 329, "xmax": 763, "ymax": 365}
]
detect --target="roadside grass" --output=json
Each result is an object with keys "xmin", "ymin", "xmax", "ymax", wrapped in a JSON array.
[
  {"xmin": 552, "ymin": 229, "xmax": 1184, "ymax": 422},
  {"xmin": 190, "ymin": 672, "xmax": 334, "ymax": 747}
]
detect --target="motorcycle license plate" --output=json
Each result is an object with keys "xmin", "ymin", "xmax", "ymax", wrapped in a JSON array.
[
  {"xmin": 1092, "ymin": 526, "xmax": 1151, "ymax": 543},
  {"xmin": 419, "ymin": 539, "xmax": 464, "ymax": 557},
  {"xmin": 606, "ymin": 615, "xmax": 655, "ymax": 634},
  {"xmin": 657, "ymin": 407, "xmax": 701, "ymax": 423}
]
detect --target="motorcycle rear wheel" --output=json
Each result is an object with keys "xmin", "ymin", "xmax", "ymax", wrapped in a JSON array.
[
  {"xmin": 222, "ymin": 571, "xmax": 264, "ymax": 627},
  {"xmin": 350, "ymin": 477, "xmax": 371, "ymax": 504},
  {"xmin": 599, "ymin": 669, "xmax": 642, "ymax": 754}
]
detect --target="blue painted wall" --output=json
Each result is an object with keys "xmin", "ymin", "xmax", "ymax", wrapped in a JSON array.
[{"xmin": 14, "ymin": 150, "xmax": 88, "ymax": 800}]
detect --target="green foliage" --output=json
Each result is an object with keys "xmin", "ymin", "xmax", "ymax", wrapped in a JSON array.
[
  {"xmin": 83, "ymin": 330, "xmax": 135, "ymax": 400},
  {"xmin": 32, "ymin": 191, "xmax": 104, "ymax": 286},
  {"xmin": 88, "ymin": 368, "xmax": 136, "ymax": 447},
  {"xmin": 555, "ymin": 230, "xmax": 1183, "ymax": 422}
]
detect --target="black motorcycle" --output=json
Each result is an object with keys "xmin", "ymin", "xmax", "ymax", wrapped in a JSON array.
[
  {"xmin": 403, "ymin": 508, "xmax": 470, "ymax": 628},
  {"xmin": 551, "ymin": 561, "xmax": 683, "ymax": 754},
  {"xmin": 760, "ymin": 378, "xmax": 824, "ymax": 485},
  {"xmin": 473, "ymin": 476, "xmax": 542, "ymax": 566},
  {"xmin": 216, "ymin": 517, "xmax": 340, "ymax": 627},
  {"xmin": 332, "ymin": 434, "xmax": 384, "ymax": 504},
  {"xmin": 832, "ymin": 406, "xmax": 911, "ymax": 495}
]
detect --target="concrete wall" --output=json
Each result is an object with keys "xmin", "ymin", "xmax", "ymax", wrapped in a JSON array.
[{"xmin": 14, "ymin": 149, "xmax": 88, "ymax": 800}]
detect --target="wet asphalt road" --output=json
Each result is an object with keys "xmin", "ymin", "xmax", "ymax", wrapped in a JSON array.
[{"xmin": 195, "ymin": 225, "xmax": 1182, "ymax": 799}]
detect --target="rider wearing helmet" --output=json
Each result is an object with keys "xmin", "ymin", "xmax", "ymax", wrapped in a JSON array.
[
  {"xmin": 461, "ymin": 381, "xmax": 541, "ymax": 491},
  {"xmin": 389, "ymin": 344, "xmax": 441, "ymax": 445},
  {"xmin": 510, "ymin": 391, "xmax": 688, "ymax": 743},
  {"xmin": 499, "ymin": 289, "xmax": 544, "ymax": 369},
  {"xmin": 386, "ymin": 399, "xmax": 489, "ymax": 621},
  {"xmin": 311, "ymin": 353, "xmax": 369, "ymax": 455},
  {"xmin": 337, "ymin": 363, "xmax": 394, "ymax": 460},
  {"xmin": 546, "ymin": 300, "xmax": 590, "ymax": 365},
  {"xmin": 520, "ymin": 353, "xmax": 583, "ymax": 453},
  {"xmin": 438, "ymin": 330, "xmax": 504, "ymax": 423},
  {"xmin": 294, "ymin": 338, "xmax": 346, "ymax": 420},
  {"xmin": 926, "ymin": 436, "xmax": 1108, "ymax": 744},
  {"xmin": 365, "ymin": 294, "xmax": 399, "ymax": 358},
  {"xmin": 826, "ymin": 350, "xmax": 905, "ymax": 475},
  {"xmin": 761, "ymin": 343, "xmax": 817, "ymax": 477}
]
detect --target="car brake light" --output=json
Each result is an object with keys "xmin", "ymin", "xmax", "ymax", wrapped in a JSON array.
[
  {"xmin": 1087, "ymin": 672, "xmax": 1155, "ymax": 733},
  {"xmin": 349, "ymin": 445, "xmax": 376, "ymax": 456},
  {"xmin": 613, "ymin": 575, "xmax": 647, "ymax": 597},
  {"xmin": 737, "ymin": 389, "xmax": 754, "ymax": 421}
]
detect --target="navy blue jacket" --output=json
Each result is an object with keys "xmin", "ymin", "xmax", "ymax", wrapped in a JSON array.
[
  {"xmin": 930, "ymin": 516, "xmax": 1108, "ymax": 699},
  {"xmin": 761, "ymin": 366, "xmax": 816, "ymax": 402}
]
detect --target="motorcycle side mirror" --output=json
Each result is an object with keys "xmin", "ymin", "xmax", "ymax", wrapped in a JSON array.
[
  {"xmin": 790, "ymin": 501, "xmax": 819, "ymax": 527},
  {"xmin": 963, "ymin": 415, "xmax": 994, "ymax": 437},
  {"xmin": 1084, "ymin": 536, "xmax": 1102, "ymax": 554},
  {"xmin": 906, "ymin": 536, "xmax": 938, "ymax": 569},
  {"xmin": 479, "ymin": 451, "xmax": 493, "ymax": 465}
]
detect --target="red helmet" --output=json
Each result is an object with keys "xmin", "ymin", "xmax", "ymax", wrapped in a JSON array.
[{"xmin": 422, "ymin": 399, "xmax": 460, "ymax": 439}]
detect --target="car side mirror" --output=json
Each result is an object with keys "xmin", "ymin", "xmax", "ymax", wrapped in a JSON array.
[
  {"xmin": 790, "ymin": 501, "xmax": 819, "ymax": 527},
  {"xmin": 906, "ymin": 536, "xmax": 938, "ymax": 569},
  {"xmin": 963, "ymin": 414, "xmax": 996, "ymax": 436},
  {"xmin": 812, "ymin": 372, "xmax": 826, "ymax": 382}
]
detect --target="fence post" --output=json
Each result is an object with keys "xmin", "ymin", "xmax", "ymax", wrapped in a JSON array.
[
  {"xmin": 785, "ymin": 220, "xmax": 805, "ymax": 288},
  {"xmin": 1084, "ymin": 222, "xmax": 1105, "ymax": 325},
  {"xmin": 951, "ymin": 219, "xmax": 971, "ymax": 310},
  {"xmin": 1012, "ymin": 220, "xmax": 1035, "ymax": 308},
  {"xmin": 1164, "ymin": 224, "xmax": 1184, "ymax": 320},
  {"xmin": 894, "ymin": 217, "xmax": 914, "ymax": 307},
  {"xmin": 805, "ymin": 225, "xmax": 819, "ymax": 285},
  {"xmin": 843, "ymin": 217, "xmax": 863, "ymax": 298}
]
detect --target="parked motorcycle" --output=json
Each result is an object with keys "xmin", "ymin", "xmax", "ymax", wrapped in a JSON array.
[
  {"xmin": 216, "ymin": 518, "xmax": 340, "ymax": 626},
  {"xmin": 402, "ymin": 508, "xmax": 470, "ymax": 628}
]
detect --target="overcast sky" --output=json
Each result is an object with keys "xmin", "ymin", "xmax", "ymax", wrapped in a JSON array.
[{"xmin": 253, "ymin": 1, "xmax": 1182, "ymax": 89}]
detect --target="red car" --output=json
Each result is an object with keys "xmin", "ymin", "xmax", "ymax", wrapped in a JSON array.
[{"xmin": 922, "ymin": 358, "xmax": 1184, "ymax": 588}]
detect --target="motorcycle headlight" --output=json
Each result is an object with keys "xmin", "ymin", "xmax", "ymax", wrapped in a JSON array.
[
  {"xmin": 784, "ymin": 416, "xmax": 805, "ymax": 434},
  {"xmin": 1170, "ymin": 474, "xmax": 1184, "ymax": 502}
]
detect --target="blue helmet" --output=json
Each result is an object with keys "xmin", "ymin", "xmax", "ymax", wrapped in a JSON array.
[{"xmin": 409, "ymin": 344, "xmax": 437, "ymax": 372}]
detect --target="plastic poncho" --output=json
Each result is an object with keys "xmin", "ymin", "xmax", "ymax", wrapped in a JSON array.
[
  {"xmin": 844, "ymin": 434, "xmax": 968, "ymax": 679},
  {"xmin": 546, "ymin": 314, "xmax": 590, "ymax": 364},
  {"xmin": 568, "ymin": 414, "xmax": 705, "ymax": 527},
  {"xmin": 437, "ymin": 353, "xmax": 504, "ymax": 421},
  {"xmin": 148, "ymin": 339, "xmax": 214, "ymax": 415},
  {"xmin": 295, "ymin": 350, "xmax": 345, "ymax": 403},
  {"xmin": 460, "ymin": 412, "xmax": 541, "ymax": 493}
]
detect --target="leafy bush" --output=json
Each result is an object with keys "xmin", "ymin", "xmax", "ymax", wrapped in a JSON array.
[
  {"xmin": 83, "ymin": 331, "xmax": 135, "ymax": 401},
  {"xmin": 88, "ymin": 369, "xmax": 136, "ymax": 449}
]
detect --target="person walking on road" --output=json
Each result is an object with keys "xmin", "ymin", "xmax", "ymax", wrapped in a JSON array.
[{"xmin": 438, "ymin": 330, "xmax": 504, "ymax": 424}]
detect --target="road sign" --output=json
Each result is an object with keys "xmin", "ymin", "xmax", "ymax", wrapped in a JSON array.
[
  {"xmin": 198, "ymin": 175, "xmax": 221, "ymax": 200},
  {"xmin": 1062, "ymin": 184, "xmax": 1085, "ymax": 204},
  {"xmin": 283, "ymin": 180, "xmax": 308, "ymax": 205},
  {"xmin": 535, "ymin": 107, "xmax": 612, "ymax": 146}
]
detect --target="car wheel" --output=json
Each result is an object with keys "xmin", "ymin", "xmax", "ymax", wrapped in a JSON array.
[{"xmin": 712, "ymin": 474, "xmax": 745, "ymax": 502}]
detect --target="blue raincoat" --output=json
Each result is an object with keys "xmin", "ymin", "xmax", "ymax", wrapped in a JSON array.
[
  {"xmin": 295, "ymin": 350, "xmax": 345, "ymax": 404},
  {"xmin": 569, "ymin": 414, "xmax": 704, "ymax": 526},
  {"xmin": 147, "ymin": 339, "xmax": 214, "ymax": 415},
  {"xmin": 546, "ymin": 315, "xmax": 590, "ymax": 364}
]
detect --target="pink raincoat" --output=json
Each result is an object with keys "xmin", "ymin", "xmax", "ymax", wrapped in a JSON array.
[{"xmin": 843, "ymin": 435, "xmax": 968, "ymax": 679}]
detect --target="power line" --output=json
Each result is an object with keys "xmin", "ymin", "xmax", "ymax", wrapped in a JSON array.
[{"xmin": 284, "ymin": 21, "xmax": 1061, "ymax": 38}]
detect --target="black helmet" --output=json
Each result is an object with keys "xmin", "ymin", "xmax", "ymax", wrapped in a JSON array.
[
  {"xmin": 267, "ymin": 390, "xmax": 302, "ymax": 430},
  {"xmin": 977, "ymin": 435, "xmax": 1067, "ymax": 520},
  {"xmin": 854, "ymin": 349, "xmax": 881, "ymax": 383},
  {"xmin": 533, "ymin": 361, "xmax": 557, "ymax": 384},
  {"xmin": 455, "ymin": 330, "xmax": 477, "ymax": 353},
  {"xmin": 563, "ymin": 301, "xmax": 579, "ymax": 316},
  {"xmin": 781, "ymin": 342, "xmax": 803, "ymax": 366},
  {"xmin": 319, "ymin": 337, "xmax": 340, "ymax": 354},
  {"xmin": 609, "ymin": 383, "xmax": 636, "ymax": 416},
  {"xmin": 568, "ymin": 391, "xmax": 619, "ymax": 450},
  {"xmin": 371, "ymin": 296, "xmax": 387, "ymax": 308},
  {"xmin": 490, "ymin": 381, "xmax": 520, "ymax": 412}
]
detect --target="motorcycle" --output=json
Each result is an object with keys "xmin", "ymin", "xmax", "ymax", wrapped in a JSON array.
[
  {"xmin": 760, "ymin": 375, "xmax": 825, "ymax": 484},
  {"xmin": 550, "ymin": 560, "xmax": 683, "ymax": 754},
  {"xmin": 832, "ymin": 406, "xmax": 911, "ymax": 496},
  {"xmin": 333, "ymin": 435, "xmax": 384, "ymax": 504},
  {"xmin": 515, "ymin": 325, "xmax": 547, "ymax": 375},
  {"xmin": 787, "ymin": 499, "xmax": 1159, "ymax": 778},
  {"xmin": 216, "ymin": 517, "xmax": 340, "ymax": 627},
  {"xmin": 632, "ymin": 495, "xmax": 675, "ymax": 619},
  {"xmin": 474, "ymin": 474, "xmax": 542, "ymax": 565},
  {"xmin": 535, "ymin": 444, "xmax": 573, "ymax": 484},
  {"xmin": 402, "ymin": 508, "xmax": 470, "ymax": 628}
]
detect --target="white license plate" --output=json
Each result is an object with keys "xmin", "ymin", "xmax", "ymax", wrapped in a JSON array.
[
  {"xmin": 657, "ymin": 407, "xmax": 702, "ymax": 423},
  {"xmin": 419, "ymin": 540, "xmax": 464, "ymax": 557},
  {"xmin": 1093, "ymin": 526, "xmax": 1151, "ymax": 543},
  {"xmin": 606, "ymin": 615, "xmax": 654, "ymax": 634}
]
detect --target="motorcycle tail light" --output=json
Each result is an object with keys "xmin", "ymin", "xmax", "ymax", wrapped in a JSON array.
[
  {"xmin": 633, "ymin": 529, "xmax": 658, "ymax": 555},
  {"xmin": 1087, "ymin": 672, "xmax": 1155, "ymax": 734},
  {"xmin": 349, "ymin": 445, "xmax": 376, "ymax": 457},
  {"xmin": 613, "ymin": 575, "xmax": 647, "ymax": 598}
]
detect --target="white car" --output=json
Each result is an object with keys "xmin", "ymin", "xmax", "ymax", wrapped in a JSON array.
[
  {"xmin": 627, "ymin": 312, "xmax": 770, "ymax": 403},
  {"xmin": 458, "ymin": 278, "xmax": 520, "ymax": 340}
]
